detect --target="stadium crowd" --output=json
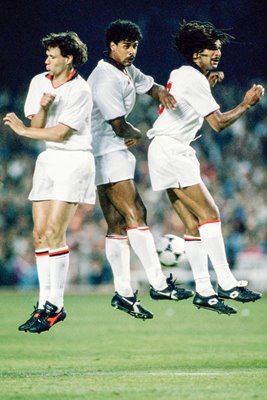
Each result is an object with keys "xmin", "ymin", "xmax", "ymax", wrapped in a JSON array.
[{"xmin": 0, "ymin": 80, "xmax": 267, "ymax": 289}]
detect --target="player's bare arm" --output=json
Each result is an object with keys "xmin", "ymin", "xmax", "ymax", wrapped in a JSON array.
[
  {"xmin": 124, "ymin": 138, "xmax": 139, "ymax": 148},
  {"xmin": 208, "ymin": 71, "xmax": 224, "ymax": 88},
  {"xmin": 3, "ymin": 112, "xmax": 72, "ymax": 141},
  {"xmin": 109, "ymin": 116, "xmax": 142, "ymax": 141},
  {"xmin": 146, "ymin": 83, "xmax": 177, "ymax": 110},
  {"xmin": 31, "ymin": 93, "xmax": 56, "ymax": 128},
  {"xmin": 206, "ymin": 84, "xmax": 265, "ymax": 132}
]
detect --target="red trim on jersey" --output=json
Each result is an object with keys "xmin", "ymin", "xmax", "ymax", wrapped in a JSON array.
[
  {"xmin": 45, "ymin": 69, "xmax": 78, "ymax": 87},
  {"xmin": 159, "ymin": 81, "xmax": 172, "ymax": 114},
  {"xmin": 198, "ymin": 219, "xmax": 221, "ymax": 228}
]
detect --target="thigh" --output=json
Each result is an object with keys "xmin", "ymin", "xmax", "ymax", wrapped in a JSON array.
[
  {"xmin": 167, "ymin": 189, "xmax": 199, "ymax": 236},
  {"xmin": 47, "ymin": 200, "xmax": 78, "ymax": 236},
  {"xmin": 170, "ymin": 182, "xmax": 219, "ymax": 223},
  {"xmin": 32, "ymin": 200, "xmax": 51, "ymax": 234},
  {"xmin": 99, "ymin": 180, "xmax": 147, "ymax": 228},
  {"xmin": 97, "ymin": 185, "xmax": 127, "ymax": 234},
  {"xmin": 32, "ymin": 200, "xmax": 78, "ymax": 249}
]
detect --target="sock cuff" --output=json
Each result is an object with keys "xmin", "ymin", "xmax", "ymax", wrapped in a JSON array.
[
  {"xmin": 127, "ymin": 226, "xmax": 150, "ymax": 231},
  {"xmin": 49, "ymin": 246, "xmax": 69, "ymax": 257},
  {"xmin": 198, "ymin": 219, "xmax": 221, "ymax": 228},
  {"xmin": 184, "ymin": 235, "xmax": 201, "ymax": 241},
  {"xmin": 35, "ymin": 249, "xmax": 50, "ymax": 257},
  {"xmin": 106, "ymin": 235, "xmax": 128, "ymax": 240}
]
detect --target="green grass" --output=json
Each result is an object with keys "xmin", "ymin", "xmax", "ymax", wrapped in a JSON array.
[{"xmin": 1, "ymin": 290, "xmax": 266, "ymax": 400}]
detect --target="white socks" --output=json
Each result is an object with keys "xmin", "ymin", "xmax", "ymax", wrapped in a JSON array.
[
  {"xmin": 35, "ymin": 246, "xmax": 70, "ymax": 312},
  {"xmin": 184, "ymin": 235, "xmax": 215, "ymax": 296},
  {"xmin": 35, "ymin": 249, "xmax": 50, "ymax": 309},
  {"xmin": 105, "ymin": 235, "xmax": 133, "ymax": 297},
  {"xmin": 48, "ymin": 246, "xmax": 70, "ymax": 311},
  {"xmin": 198, "ymin": 221, "xmax": 238, "ymax": 290},
  {"xmin": 127, "ymin": 227, "xmax": 167, "ymax": 290},
  {"xmin": 106, "ymin": 229, "xmax": 167, "ymax": 295}
]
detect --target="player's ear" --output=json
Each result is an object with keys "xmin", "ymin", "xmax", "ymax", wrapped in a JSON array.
[
  {"xmin": 65, "ymin": 54, "xmax": 73, "ymax": 66},
  {"xmin": 110, "ymin": 41, "xmax": 116, "ymax": 52},
  {"xmin": 192, "ymin": 52, "xmax": 200, "ymax": 61}
]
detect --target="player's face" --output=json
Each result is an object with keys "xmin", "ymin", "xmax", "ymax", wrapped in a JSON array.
[
  {"xmin": 45, "ymin": 47, "xmax": 73, "ymax": 76},
  {"xmin": 110, "ymin": 40, "xmax": 139, "ymax": 67},
  {"xmin": 193, "ymin": 40, "xmax": 222, "ymax": 74}
]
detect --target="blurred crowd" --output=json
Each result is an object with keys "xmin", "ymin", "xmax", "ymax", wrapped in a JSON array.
[{"xmin": 0, "ymin": 80, "xmax": 267, "ymax": 289}]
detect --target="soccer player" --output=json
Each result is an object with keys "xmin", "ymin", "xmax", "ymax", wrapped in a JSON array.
[
  {"xmin": 4, "ymin": 31, "xmax": 95, "ymax": 333},
  {"xmin": 147, "ymin": 20, "xmax": 264, "ymax": 315},
  {"xmin": 87, "ymin": 19, "xmax": 193, "ymax": 320}
]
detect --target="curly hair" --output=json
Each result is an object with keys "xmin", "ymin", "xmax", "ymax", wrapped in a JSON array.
[
  {"xmin": 41, "ymin": 31, "xmax": 88, "ymax": 68},
  {"xmin": 175, "ymin": 20, "xmax": 234, "ymax": 61},
  {"xmin": 105, "ymin": 19, "xmax": 142, "ymax": 50}
]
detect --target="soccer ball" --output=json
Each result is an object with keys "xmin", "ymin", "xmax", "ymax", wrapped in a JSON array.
[{"xmin": 156, "ymin": 234, "xmax": 186, "ymax": 267}]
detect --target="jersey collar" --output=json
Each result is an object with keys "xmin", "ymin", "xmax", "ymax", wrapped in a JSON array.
[
  {"xmin": 184, "ymin": 60, "xmax": 204, "ymax": 74},
  {"xmin": 103, "ymin": 51, "xmax": 126, "ymax": 72},
  {"xmin": 185, "ymin": 61, "xmax": 216, "ymax": 81},
  {"xmin": 45, "ymin": 69, "xmax": 78, "ymax": 85}
]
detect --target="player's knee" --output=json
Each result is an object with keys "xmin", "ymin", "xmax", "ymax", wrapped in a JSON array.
[
  {"xmin": 45, "ymin": 223, "xmax": 64, "ymax": 246},
  {"xmin": 126, "ymin": 206, "xmax": 147, "ymax": 226},
  {"xmin": 107, "ymin": 219, "xmax": 127, "ymax": 235},
  {"xmin": 185, "ymin": 221, "xmax": 199, "ymax": 237},
  {"xmin": 211, "ymin": 204, "xmax": 220, "ymax": 219},
  {"xmin": 32, "ymin": 228, "xmax": 46, "ymax": 248},
  {"xmin": 106, "ymin": 214, "xmax": 127, "ymax": 234},
  {"xmin": 201, "ymin": 205, "xmax": 220, "ymax": 221}
]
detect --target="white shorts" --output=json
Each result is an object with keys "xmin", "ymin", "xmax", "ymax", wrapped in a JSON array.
[
  {"xmin": 95, "ymin": 149, "xmax": 136, "ymax": 185},
  {"xmin": 29, "ymin": 149, "xmax": 96, "ymax": 204},
  {"xmin": 148, "ymin": 136, "xmax": 201, "ymax": 190}
]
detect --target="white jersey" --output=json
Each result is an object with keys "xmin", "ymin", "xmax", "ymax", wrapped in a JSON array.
[
  {"xmin": 147, "ymin": 65, "xmax": 219, "ymax": 145},
  {"xmin": 24, "ymin": 71, "xmax": 93, "ymax": 151},
  {"xmin": 88, "ymin": 58, "xmax": 154, "ymax": 156}
]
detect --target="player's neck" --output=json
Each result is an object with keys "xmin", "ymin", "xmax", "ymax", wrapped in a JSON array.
[{"xmin": 52, "ymin": 68, "xmax": 75, "ymax": 87}]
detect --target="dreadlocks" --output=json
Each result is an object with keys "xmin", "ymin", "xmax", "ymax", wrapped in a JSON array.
[{"xmin": 175, "ymin": 20, "xmax": 234, "ymax": 61}]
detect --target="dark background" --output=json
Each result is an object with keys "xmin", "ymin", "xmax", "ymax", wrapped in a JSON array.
[{"xmin": 1, "ymin": 0, "xmax": 267, "ymax": 93}]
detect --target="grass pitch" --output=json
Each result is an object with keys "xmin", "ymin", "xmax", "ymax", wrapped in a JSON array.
[{"xmin": 0, "ymin": 290, "xmax": 266, "ymax": 400}]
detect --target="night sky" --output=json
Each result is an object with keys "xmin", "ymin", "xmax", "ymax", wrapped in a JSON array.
[{"xmin": 1, "ymin": 0, "xmax": 267, "ymax": 93}]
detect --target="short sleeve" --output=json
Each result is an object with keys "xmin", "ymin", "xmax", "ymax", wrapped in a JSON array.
[
  {"xmin": 129, "ymin": 65, "xmax": 154, "ymax": 94},
  {"xmin": 24, "ymin": 77, "xmax": 43, "ymax": 118}
]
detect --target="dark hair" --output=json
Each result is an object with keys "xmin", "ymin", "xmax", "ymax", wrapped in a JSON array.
[
  {"xmin": 105, "ymin": 19, "xmax": 142, "ymax": 50},
  {"xmin": 175, "ymin": 20, "xmax": 234, "ymax": 61},
  {"xmin": 41, "ymin": 31, "xmax": 88, "ymax": 68}
]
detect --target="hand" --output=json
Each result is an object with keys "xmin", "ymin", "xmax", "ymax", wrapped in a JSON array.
[
  {"xmin": 40, "ymin": 93, "xmax": 56, "ymax": 111},
  {"xmin": 158, "ymin": 87, "xmax": 177, "ymax": 110},
  {"xmin": 208, "ymin": 71, "xmax": 224, "ymax": 88},
  {"xmin": 243, "ymin": 84, "xmax": 265, "ymax": 107},
  {"xmin": 3, "ymin": 113, "xmax": 27, "ymax": 136},
  {"xmin": 124, "ymin": 138, "xmax": 140, "ymax": 147}
]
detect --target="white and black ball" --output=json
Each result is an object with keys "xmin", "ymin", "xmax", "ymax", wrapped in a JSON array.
[{"xmin": 156, "ymin": 234, "xmax": 186, "ymax": 267}]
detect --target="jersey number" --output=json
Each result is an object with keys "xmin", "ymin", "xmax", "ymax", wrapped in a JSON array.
[{"xmin": 158, "ymin": 82, "xmax": 172, "ymax": 114}]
